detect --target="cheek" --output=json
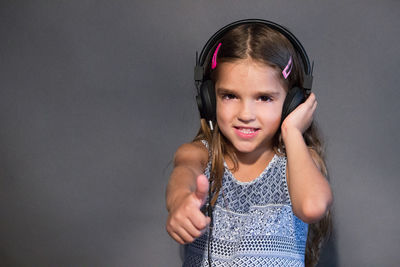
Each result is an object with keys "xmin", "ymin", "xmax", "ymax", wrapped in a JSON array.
[
  {"xmin": 259, "ymin": 103, "xmax": 283, "ymax": 123},
  {"xmin": 216, "ymin": 101, "xmax": 231, "ymax": 122}
]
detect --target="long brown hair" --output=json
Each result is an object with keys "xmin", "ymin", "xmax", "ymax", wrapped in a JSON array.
[{"xmin": 193, "ymin": 23, "xmax": 332, "ymax": 267}]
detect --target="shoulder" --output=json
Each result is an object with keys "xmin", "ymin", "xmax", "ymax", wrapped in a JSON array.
[{"xmin": 173, "ymin": 141, "xmax": 209, "ymax": 170}]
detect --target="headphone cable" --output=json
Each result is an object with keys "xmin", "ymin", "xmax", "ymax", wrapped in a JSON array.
[{"xmin": 207, "ymin": 180, "xmax": 213, "ymax": 267}]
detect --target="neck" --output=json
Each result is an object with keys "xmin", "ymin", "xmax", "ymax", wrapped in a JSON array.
[
  {"xmin": 225, "ymin": 141, "xmax": 275, "ymax": 170},
  {"xmin": 235, "ymin": 147, "xmax": 275, "ymax": 166},
  {"xmin": 224, "ymin": 145, "xmax": 276, "ymax": 182}
]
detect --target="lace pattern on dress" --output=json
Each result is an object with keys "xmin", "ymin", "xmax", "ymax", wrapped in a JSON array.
[{"xmin": 184, "ymin": 140, "xmax": 308, "ymax": 267}]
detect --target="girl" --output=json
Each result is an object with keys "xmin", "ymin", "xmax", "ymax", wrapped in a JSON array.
[{"xmin": 166, "ymin": 20, "xmax": 333, "ymax": 267}]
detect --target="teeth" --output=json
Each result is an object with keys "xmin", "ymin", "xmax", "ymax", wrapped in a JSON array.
[{"xmin": 238, "ymin": 128, "xmax": 256, "ymax": 133}]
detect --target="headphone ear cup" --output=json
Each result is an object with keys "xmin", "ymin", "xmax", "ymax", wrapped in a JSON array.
[
  {"xmin": 281, "ymin": 86, "xmax": 305, "ymax": 124},
  {"xmin": 197, "ymin": 80, "xmax": 216, "ymax": 122}
]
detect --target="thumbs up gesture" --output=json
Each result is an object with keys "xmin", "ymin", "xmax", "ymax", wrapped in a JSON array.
[{"xmin": 166, "ymin": 174, "xmax": 211, "ymax": 244}]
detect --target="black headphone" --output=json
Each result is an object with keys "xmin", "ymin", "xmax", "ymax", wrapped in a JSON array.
[{"xmin": 194, "ymin": 19, "xmax": 314, "ymax": 130}]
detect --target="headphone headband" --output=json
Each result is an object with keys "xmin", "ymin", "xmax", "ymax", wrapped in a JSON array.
[{"xmin": 194, "ymin": 19, "xmax": 313, "ymax": 90}]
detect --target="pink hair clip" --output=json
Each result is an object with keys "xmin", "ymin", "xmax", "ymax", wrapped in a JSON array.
[
  {"xmin": 282, "ymin": 56, "xmax": 293, "ymax": 79},
  {"xmin": 211, "ymin": 43, "xmax": 222, "ymax": 69}
]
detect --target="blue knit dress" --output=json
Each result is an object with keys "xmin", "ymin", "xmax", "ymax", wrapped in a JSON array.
[{"xmin": 183, "ymin": 141, "xmax": 308, "ymax": 266}]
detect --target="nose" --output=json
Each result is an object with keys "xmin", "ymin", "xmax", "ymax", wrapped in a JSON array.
[{"xmin": 238, "ymin": 100, "xmax": 256, "ymax": 122}]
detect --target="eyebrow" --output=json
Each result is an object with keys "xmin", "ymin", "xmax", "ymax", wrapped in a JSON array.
[{"xmin": 216, "ymin": 87, "xmax": 281, "ymax": 97}]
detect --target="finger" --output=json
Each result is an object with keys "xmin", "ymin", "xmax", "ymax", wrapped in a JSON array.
[
  {"xmin": 200, "ymin": 217, "xmax": 211, "ymax": 235},
  {"xmin": 308, "ymin": 101, "xmax": 317, "ymax": 124},
  {"xmin": 312, "ymin": 100, "xmax": 318, "ymax": 111},
  {"xmin": 189, "ymin": 209, "xmax": 211, "ymax": 231},
  {"xmin": 296, "ymin": 93, "xmax": 314, "ymax": 111},
  {"xmin": 308, "ymin": 99, "xmax": 317, "ymax": 115},
  {"xmin": 174, "ymin": 222, "xmax": 199, "ymax": 244},
  {"xmin": 168, "ymin": 231, "xmax": 186, "ymax": 245},
  {"xmin": 166, "ymin": 219, "xmax": 187, "ymax": 244},
  {"xmin": 194, "ymin": 174, "xmax": 209, "ymax": 207},
  {"xmin": 181, "ymin": 217, "xmax": 203, "ymax": 238},
  {"xmin": 167, "ymin": 210, "xmax": 206, "ymax": 242},
  {"xmin": 307, "ymin": 93, "xmax": 316, "ymax": 107},
  {"xmin": 308, "ymin": 92, "xmax": 316, "ymax": 101}
]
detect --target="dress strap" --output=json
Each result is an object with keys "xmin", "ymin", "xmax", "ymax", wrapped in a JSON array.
[{"xmin": 200, "ymin": 139, "xmax": 209, "ymax": 150}]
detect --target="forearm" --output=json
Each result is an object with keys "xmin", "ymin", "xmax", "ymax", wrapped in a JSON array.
[
  {"xmin": 166, "ymin": 165, "xmax": 201, "ymax": 212},
  {"xmin": 282, "ymin": 126, "xmax": 333, "ymax": 223}
]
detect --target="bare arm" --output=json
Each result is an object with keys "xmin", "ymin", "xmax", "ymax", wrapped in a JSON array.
[
  {"xmin": 165, "ymin": 141, "xmax": 211, "ymax": 244},
  {"xmin": 283, "ymin": 128, "xmax": 333, "ymax": 223},
  {"xmin": 281, "ymin": 93, "xmax": 333, "ymax": 223}
]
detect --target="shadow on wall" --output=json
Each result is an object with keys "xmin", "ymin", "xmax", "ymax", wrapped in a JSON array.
[{"xmin": 317, "ymin": 229, "xmax": 338, "ymax": 267}]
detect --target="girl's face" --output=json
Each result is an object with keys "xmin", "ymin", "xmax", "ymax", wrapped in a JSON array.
[{"xmin": 215, "ymin": 59, "xmax": 287, "ymax": 158}]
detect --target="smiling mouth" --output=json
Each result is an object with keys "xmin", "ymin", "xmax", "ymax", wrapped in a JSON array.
[{"xmin": 234, "ymin": 127, "xmax": 260, "ymax": 133}]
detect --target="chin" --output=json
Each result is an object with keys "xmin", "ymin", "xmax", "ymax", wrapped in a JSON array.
[{"xmin": 231, "ymin": 141, "xmax": 258, "ymax": 154}]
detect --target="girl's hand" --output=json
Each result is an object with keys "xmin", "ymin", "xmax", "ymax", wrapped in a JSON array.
[
  {"xmin": 281, "ymin": 92, "xmax": 317, "ymax": 134},
  {"xmin": 166, "ymin": 174, "xmax": 211, "ymax": 244}
]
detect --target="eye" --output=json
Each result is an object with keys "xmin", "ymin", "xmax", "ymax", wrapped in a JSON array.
[
  {"xmin": 222, "ymin": 94, "xmax": 236, "ymax": 100},
  {"xmin": 258, "ymin": 95, "xmax": 272, "ymax": 102}
]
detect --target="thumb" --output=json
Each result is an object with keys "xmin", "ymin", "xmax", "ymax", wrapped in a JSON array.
[{"xmin": 194, "ymin": 174, "xmax": 209, "ymax": 207}]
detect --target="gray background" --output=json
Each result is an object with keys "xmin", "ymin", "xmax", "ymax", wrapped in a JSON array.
[{"xmin": 0, "ymin": 1, "xmax": 399, "ymax": 266}]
